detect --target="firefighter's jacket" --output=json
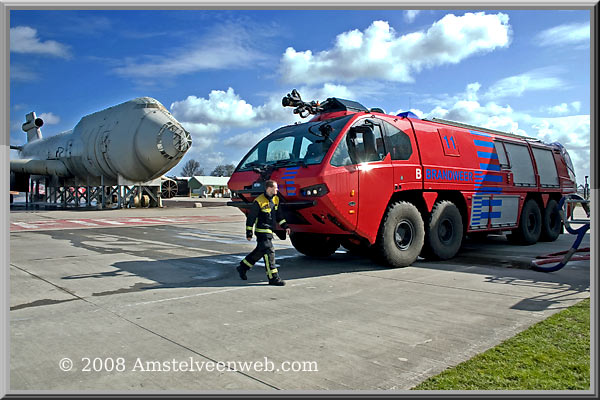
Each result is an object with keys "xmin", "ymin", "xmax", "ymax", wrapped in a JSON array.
[{"xmin": 246, "ymin": 193, "xmax": 289, "ymax": 238}]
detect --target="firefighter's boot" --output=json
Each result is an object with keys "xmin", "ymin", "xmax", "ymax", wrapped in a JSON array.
[
  {"xmin": 236, "ymin": 262, "xmax": 251, "ymax": 280},
  {"xmin": 268, "ymin": 273, "xmax": 286, "ymax": 286}
]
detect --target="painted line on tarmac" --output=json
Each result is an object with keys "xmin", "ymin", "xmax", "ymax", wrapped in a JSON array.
[
  {"xmin": 125, "ymin": 287, "xmax": 248, "ymax": 307},
  {"xmin": 10, "ymin": 215, "xmax": 245, "ymax": 232},
  {"xmin": 124, "ymin": 280, "xmax": 308, "ymax": 308}
]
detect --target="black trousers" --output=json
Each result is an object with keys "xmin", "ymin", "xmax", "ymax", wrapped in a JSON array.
[{"xmin": 242, "ymin": 234, "xmax": 278, "ymax": 278}]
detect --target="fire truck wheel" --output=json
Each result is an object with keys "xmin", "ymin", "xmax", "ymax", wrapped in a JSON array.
[
  {"xmin": 376, "ymin": 201, "xmax": 425, "ymax": 267},
  {"xmin": 290, "ymin": 232, "xmax": 340, "ymax": 257},
  {"xmin": 508, "ymin": 199, "xmax": 542, "ymax": 245},
  {"xmin": 421, "ymin": 201, "xmax": 464, "ymax": 260},
  {"xmin": 540, "ymin": 199, "xmax": 561, "ymax": 242}
]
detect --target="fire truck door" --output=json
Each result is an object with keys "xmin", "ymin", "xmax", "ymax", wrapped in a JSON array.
[
  {"xmin": 348, "ymin": 120, "xmax": 394, "ymax": 237},
  {"xmin": 328, "ymin": 132, "xmax": 360, "ymax": 230},
  {"xmin": 380, "ymin": 119, "xmax": 422, "ymax": 191}
]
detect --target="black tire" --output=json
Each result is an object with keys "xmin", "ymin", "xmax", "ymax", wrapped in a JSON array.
[
  {"xmin": 540, "ymin": 199, "xmax": 561, "ymax": 242},
  {"xmin": 290, "ymin": 232, "xmax": 340, "ymax": 257},
  {"xmin": 507, "ymin": 199, "xmax": 542, "ymax": 245},
  {"xmin": 421, "ymin": 201, "xmax": 464, "ymax": 260},
  {"xmin": 375, "ymin": 201, "xmax": 425, "ymax": 267}
]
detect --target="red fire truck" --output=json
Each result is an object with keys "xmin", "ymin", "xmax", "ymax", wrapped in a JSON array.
[{"xmin": 227, "ymin": 90, "xmax": 578, "ymax": 267}]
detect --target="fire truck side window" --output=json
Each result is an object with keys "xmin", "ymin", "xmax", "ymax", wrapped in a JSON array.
[
  {"xmin": 349, "ymin": 125, "xmax": 385, "ymax": 163},
  {"xmin": 330, "ymin": 133, "xmax": 353, "ymax": 166},
  {"xmin": 382, "ymin": 121, "xmax": 413, "ymax": 160},
  {"xmin": 330, "ymin": 123, "xmax": 384, "ymax": 166},
  {"xmin": 494, "ymin": 141, "xmax": 510, "ymax": 167}
]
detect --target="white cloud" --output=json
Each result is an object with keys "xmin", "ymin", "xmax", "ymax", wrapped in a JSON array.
[
  {"xmin": 10, "ymin": 64, "xmax": 38, "ymax": 81},
  {"xmin": 544, "ymin": 101, "xmax": 582, "ymax": 115},
  {"xmin": 171, "ymin": 84, "xmax": 354, "ymax": 132},
  {"xmin": 535, "ymin": 21, "xmax": 589, "ymax": 47},
  {"xmin": 170, "ymin": 88, "xmax": 284, "ymax": 166},
  {"xmin": 280, "ymin": 12, "xmax": 510, "ymax": 85},
  {"xmin": 112, "ymin": 23, "xmax": 268, "ymax": 78},
  {"xmin": 299, "ymin": 83, "xmax": 355, "ymax": 102},
  {"xmin": 223, "ymin": 128, "xmax": 272, "ymax": 149},
  {"xmin": 483, "ymin": 68, "xmax": 564, "ymax": 100},
  {"xmin": 171, "ymin": 88, "xmax": 258, "ymax": 127},
  {"xmin": 38, "ymin": 112, "xmax": 60, "ymax": 125},
  {"xmin": 421, "ymin": 82, "xmax": 589, "ymax": 185},
  {"xmin": 404, "ymin": 10, "xmax": 421, "ymax": 23},
  {"xmin": 10, "ymin": 26, "xmax": 71, "ymax": 58},
  {"xmin": 170, "ymin": 83, "xmax": 361, "ymax": 174},
  {"xmin": 530, "ymin": 115, "xmax": 590, "ymax": 183},
  {"xmin": 425, "ymin": 82, "xmax": 524, "ymax": 134},
  {"xmin": 12, "ymin": 103, "xmax": 28, "ymax": 111}
]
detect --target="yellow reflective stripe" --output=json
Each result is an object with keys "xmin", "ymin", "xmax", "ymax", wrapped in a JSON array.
[
  {"xmin": 242, "ymin": 259, "xmax": 253, "ymax": 268},
  {"xmin": 270, "ymin": 268, "xmax": 278, "ymax": 274},
  {"xmin": 255, "ymin": 195, "xmax": 269, "ymax": 208},
  {"xmin": 264, "ymin": 255, "xmax": 272, "ymax": 278},
  {"xmin": 246, "ymin": 226, "xmax": 254, "ymax": 230},
  {"xmin": 278, "ymin": 219, "xmax": 287, "ymax": 225},
  {"xmin": 261, "ymin": 208, "xmax": 272, "ymax": 213},
  {"xmin": 255, "ymin": 228, "xmax": 273, "ymax": 234}
]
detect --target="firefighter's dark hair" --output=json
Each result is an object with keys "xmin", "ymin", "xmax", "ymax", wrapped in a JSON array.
[{"xmin": 265, "ymin": 180, "xmax": 277, "ymax": 189}]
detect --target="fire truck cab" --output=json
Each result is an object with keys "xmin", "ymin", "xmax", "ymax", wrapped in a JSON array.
[{"xmin": 228, "ymin": 91, "xmax": 577, "ymax": 267}]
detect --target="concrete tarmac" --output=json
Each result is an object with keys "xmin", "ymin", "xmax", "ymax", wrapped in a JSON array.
[{"xmin": 9, "ymin": 206, "xmax": 590, "ymax": 391}]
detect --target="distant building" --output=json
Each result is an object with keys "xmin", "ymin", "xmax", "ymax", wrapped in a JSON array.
[{"xmin": 188, "ymin": 176, "xmax": 231, "ymax": 198}]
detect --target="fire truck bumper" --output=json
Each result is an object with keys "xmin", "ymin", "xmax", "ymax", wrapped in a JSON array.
[{"xmin": 227, "ymin": 200, "xmax": 317, "ymax": 210}]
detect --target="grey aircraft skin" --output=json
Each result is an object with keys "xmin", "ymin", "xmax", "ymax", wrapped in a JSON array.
[{"xmin": 10, "ymin": 97, "xmax": 192, "ymax": 187}]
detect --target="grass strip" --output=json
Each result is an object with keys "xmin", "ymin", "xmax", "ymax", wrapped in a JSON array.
[{"xmin": 412, "ymin": 298, "xmax": 590, "ymax": 390}]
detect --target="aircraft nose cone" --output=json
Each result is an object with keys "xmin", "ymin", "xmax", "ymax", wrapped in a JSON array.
[{"xmin": 157, "ymin": 122, "xmax": 192, "ymax": 159}]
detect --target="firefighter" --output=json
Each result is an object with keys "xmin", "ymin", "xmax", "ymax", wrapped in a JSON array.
[{"xmin": 237, "ymin": 180, "xmax": 291, "ymax": 286}]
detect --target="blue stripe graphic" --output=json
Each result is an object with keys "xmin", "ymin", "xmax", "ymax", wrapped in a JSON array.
[
  {"xmin": 477, "ymin": 151, "xmax": 499, "ymax": 159},
  {"xmin": 474, "ymin": 140, "xmax": 495, "ymax": 148},
  {"xmin": 479, "ymin": 163, "xmax": 501, "ymax": 171},
  {"xmin": 480, "ymin": 175, "xmax": 503, "ymax": 183},
  {"xmin": 469, "ymin": 130, "xmax": 493, "ymax": 138},
  {"xmin": 482, "ymin": 199, "xmax": 502, "ymax": 207},
  {"xmin": 283, "ymin": 180, "xmax": 295, "ymax": 184},
  {"xmin": 480, "ymin": 212, "xmax": 501, "ymax": 219},
  {"xmin": 285, "ymin": 167, "xmax": 300, "ymax": 171}
]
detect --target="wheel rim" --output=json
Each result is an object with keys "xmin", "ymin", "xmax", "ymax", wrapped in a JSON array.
[
  {"xmin": 394, "ymin": 219, "xmax": 415, "ymax": 251},
  {"xmin": 438, "ymin": 218, "xmax": 454, "ymax": 244}
]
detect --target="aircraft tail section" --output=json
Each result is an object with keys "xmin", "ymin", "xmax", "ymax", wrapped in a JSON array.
[{"xmin": 22, "ymin": 112, "xmax": 44, "ymax": 142}]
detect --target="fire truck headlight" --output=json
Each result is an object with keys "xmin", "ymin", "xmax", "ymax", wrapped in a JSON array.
[{"xmin": 301, "ymin": 184, "xmax": 329, "ymax": 197}]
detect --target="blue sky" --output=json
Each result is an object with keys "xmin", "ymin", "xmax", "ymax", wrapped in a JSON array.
[{"xmin": 9, "ymin": 9, "xmax": 591, "ymax": 184}]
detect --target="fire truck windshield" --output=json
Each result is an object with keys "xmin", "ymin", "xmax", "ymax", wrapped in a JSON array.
[{"xmin": 236, "ymin": 115, "xmax": 353, "ymax": 171}]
